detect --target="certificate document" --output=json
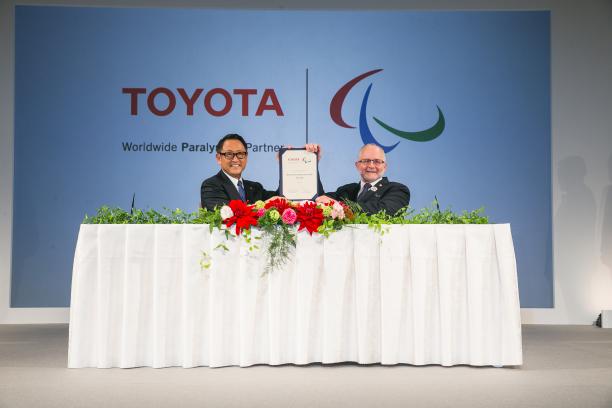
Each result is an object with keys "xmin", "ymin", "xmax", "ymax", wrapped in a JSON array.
[{"xmin": 279, "ymin": 148, "xmax": 318, "ymax": 200}]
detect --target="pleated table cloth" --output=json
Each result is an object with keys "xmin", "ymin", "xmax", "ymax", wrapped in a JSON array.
[{"xmin": 68, "ymin": 224, "xmax": 522, "ymax": 368}]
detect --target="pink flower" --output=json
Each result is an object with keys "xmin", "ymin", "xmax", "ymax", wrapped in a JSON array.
[
  {"xmin": 281, "ymin": 208, "xmax": 297, "ymax": 225},
  {"xmin": 256, "ymin": 208, "xmax": 265, "ymax": 217},
  {"xmin": 331, "ymin": 201, "xmax": 345, "ymax": 220}
]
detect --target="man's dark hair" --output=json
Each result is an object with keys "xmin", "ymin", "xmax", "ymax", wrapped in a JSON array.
[{"xmin": 216, "ymin": 133, "xmax": 248, "ymax": 153}]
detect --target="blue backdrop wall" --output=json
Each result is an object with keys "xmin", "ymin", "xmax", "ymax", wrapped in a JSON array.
[{"xmin": 12, "ymin": 6, "xmax": 551, "ymax": 307}]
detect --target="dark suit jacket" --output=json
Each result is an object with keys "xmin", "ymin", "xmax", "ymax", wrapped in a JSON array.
[
  {"xmin": 201, "ymin": 170, "xmax": 325, "ymax": 210},
  {"xmin": 200, "ymin": 171, "xmax": 277, "ymax": 210},
  {"xmin": 326, "ymin": 177, "xmax": 410, "ymax": 215}
]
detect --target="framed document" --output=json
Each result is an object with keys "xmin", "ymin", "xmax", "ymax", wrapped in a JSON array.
[{"xmin": 279, "ymin": 148, "xmax": 318, "ymax": 200}]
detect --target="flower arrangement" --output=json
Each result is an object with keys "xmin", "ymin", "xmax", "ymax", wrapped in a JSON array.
[
  {"xmin": 219, "ymin": 198, "xmax": 354, "ymax": 236},
  {"xmin": 219, "ymin": 198, "xmax": 354, "ymax": 235},
  {"xmin": 217, "ymin": 198, "xmax": 355, "ymax": 270}
]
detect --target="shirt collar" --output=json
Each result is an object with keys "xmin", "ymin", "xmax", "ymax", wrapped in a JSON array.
[
  {"xmin": 223, "ymin": 171, "xmax": 243, "ymax": 189},
  {"xmin": 360, "ymin": 178, "xmax": 382, "ymax": 190}
]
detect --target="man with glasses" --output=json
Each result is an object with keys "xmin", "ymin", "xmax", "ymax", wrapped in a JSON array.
[
  {"xmin": 316, "ymin": 143, "xmax": 410, "ymax": 215},
  {"xmin": 201, "ymin": 133, "xmax": 321, "ymax": 210}
]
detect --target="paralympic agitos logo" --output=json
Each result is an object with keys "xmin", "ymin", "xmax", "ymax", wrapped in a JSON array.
[{"xmin": 330, "ymin": 69, "xmax": 445, "ymax": 153}]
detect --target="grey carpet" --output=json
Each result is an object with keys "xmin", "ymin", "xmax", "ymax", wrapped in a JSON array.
[{"xmin": 1, "ymin": 324, "xmax": 611, "ymax": 408}]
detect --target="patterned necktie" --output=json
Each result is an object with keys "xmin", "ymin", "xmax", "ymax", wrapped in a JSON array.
[
  {"xmin": 357, "ymin": 183, "xmax": 371, "ymax": 200},
  {"xmin": 237, "ymin": 180, "xmax": 246, "ymax": 201}
]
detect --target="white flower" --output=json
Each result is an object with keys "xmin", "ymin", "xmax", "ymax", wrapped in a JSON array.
[{"xmin": 220, "ymin": 205, "xmax": 234, "ymax": 220}]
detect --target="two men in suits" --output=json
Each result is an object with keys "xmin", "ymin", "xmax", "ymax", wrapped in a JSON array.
[
  {"xmin": 200, "ymin": 134, "xmax": 321, "ymax": 210},
  {"xmin": 201, "ymin": 134, "xmax": 409, "ymax": 215},
  {"xmin": 316, "ymin": 144, "xmax": 410, "ymax": 215}
]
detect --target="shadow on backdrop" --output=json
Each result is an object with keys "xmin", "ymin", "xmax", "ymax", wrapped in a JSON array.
[
  {"xmin": 601, "ymin": 154, "xmax": 612, "ymax": 274},
  {"xmin": 554, "ymin": 156, "xmax": 596, "ymax": 317}
]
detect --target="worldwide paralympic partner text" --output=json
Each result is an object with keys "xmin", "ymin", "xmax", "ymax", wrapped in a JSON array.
[{"xmin": 121, "ymin": 142, "xmax": 283, "ymax": 153}]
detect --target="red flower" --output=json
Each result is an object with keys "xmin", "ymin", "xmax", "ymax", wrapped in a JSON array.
[
  {"xmin": 295, "ymin": 201, "xmax": 324, "ymax": 235},
  {"xmin": 224, "ymin": 200, "xmax": 259, "ymax": 235},
  {"xmin": 264, "ymin": 197, "xmax": 293, "ymax": 214}
]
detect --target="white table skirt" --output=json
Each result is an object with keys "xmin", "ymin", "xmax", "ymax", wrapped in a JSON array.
[{"xmin": 68, "ymin": 224, "xmax": 522, "ymax": 368}]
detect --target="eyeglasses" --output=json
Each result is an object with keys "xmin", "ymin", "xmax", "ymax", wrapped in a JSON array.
[
  {"xmin": 356, "ymin": 159, "xmax": 385, "ymax": 166},
  {"xmin": 219, "ymin": 151, "xmax": 248, "ymax": 160}
]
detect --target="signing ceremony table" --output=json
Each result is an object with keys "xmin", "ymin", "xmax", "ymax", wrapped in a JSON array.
[{"xmin": 68, "ymin": 224, "xmax": 522, "ymax": 368}]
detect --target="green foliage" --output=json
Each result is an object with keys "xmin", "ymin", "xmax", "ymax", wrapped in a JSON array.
[
  {"xmin": 258, "ymin": 222, "xmax": 296, "ymax": 273},
  {"xmin": 84, "ymin": 198, "xmax": 488, "ymax": 272},
  {"xmin": 200, "ymin": 251, "xmax": 211, "ymax": 270},
  {"xmin": 317, "ymin": 217, "xmax": 344, "ymax": 237},
  {"xmin": 192, "ymin": 208, "xmax": 223, "ymax": 231},
  {"xmin": 83, "ymin": 206, "xmax": 222, "ymax": 226},
  {"xmin": 405, "ymin": 198, "xmax": 489, "ymax": 224},
  {"xmin": 341, "ymin": 198, "xmax": 488, "ymax": 227},
  {"xmin": 83, "ymin": 206, "xmax": 132, "ymax": 224},
  {"xmin": 83, "ymin": 198, "xmax": 487, "ymax": 228}
]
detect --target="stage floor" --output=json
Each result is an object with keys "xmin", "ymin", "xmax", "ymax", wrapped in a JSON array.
[{"xmin": 0, "ymin": 325, "xmax": 611, "ymax": 408}]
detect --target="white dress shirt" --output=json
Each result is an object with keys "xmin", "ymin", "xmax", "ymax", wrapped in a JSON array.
[{"xmin": 223, "ymin": 171, "xmax": 244, "ymax": 192}]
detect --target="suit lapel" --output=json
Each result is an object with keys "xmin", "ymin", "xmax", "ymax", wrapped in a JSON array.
[
  {"xmin": 218, "ymin": 171, "xmax": 242, "ymax": 201},
  {"xmin": 344, "ymin": 183, "xmax": 361, "ymax": 201}
]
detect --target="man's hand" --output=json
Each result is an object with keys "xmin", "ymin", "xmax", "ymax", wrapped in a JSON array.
[
  {"xmin": 304, "ymin": 143, "xmax": 322, "ymax": 160},
  {"xmin": 316, "ymin": 195, "xmax": 333, "ymax": 204}
]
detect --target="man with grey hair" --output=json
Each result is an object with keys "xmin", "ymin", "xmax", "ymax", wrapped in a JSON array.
[{"xmin": 316, "ymin": 144, "xmax": 410, "ymax": 215}]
